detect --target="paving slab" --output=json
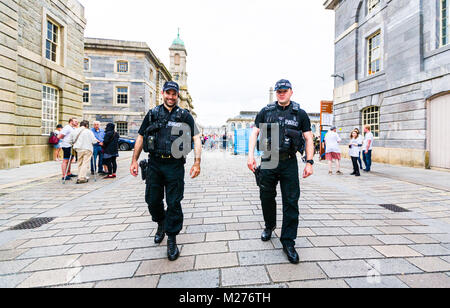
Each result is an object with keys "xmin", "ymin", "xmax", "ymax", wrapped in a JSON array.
[
  {"xmin": 406, "ymin": 257, "xmax": 450, "ymax": 272},
  {"xmin": 330, "ymin": 246, "xmax": 384, "ymax": 260},
  {"xmin": 238, "ymin": 250, "xmax": 289, "ymax": 266},
  {"xmin": 345, "ymin": 276, "xmax": 409, "ymax": 288},
  {"xmin": 288, "ymin": 279, "xmax": 349, "ymax": 288},
  {"xmin": 221, "ymin": 266, "xmax": 270, "ymax": 287},
  {"xmin": 71, "ymin": 262, "xmax": 140, "ymax": 284},
  {"xmin": 136, "ymin": 256, "xmax": 195, "ymax": 275},
  {"xmin": 76, "ymin": 250, "xmax": 132, "ymax": 266},
  {"xmin": 366, "ymin": 258, "xmax": 423, "ymax": 275},
  {"xmin": 267, "ymin": 263, "xmax": 327, "ymax": 282},
  {"xmin": 157, "ymin": 269, "xmax": 220, "ymax": 288},
  {"xmin": 397, "ymin": 273, "xmax": 450, "ymax": 288},
  {"xmin": 372, "ymin": 245, "xmax": 423, "ymax": 258},
  {"xmin": 318, "ymin": 260, "xmax": 373, "ymax": 278},
  {"xmin": 195, "ymin": 253, "xmax": 239, "ymax": 269},
  {"xmin": 17, "ymin": 267, "xmax": 82, "ymax": 288},
  {"xmin": 94, "ymin": 275, "xmax": 159, "ymax": 288}
]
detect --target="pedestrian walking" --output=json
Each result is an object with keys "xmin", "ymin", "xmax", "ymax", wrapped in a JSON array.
[
  {"xmin": 349, "ymin": 130, "xmax": 361, "ymax": 177},
  {"xmin": 91, "ymin": 121, "xmax": 105, "ymax": 175},
  {"xmin": 102, "ymin": 123, "xmax": 120, "ymax": 179},
  {"xmin": 324, "ymin": 126, "xmax": 343, "ymax": 175},
  {"xmin": 130, "ymin": 81, "xmax": 202, "ymax": 261},
  {"xmin": 58, "ymin": 118, "xmax": 78, "ymax": 181},
  {"xmin": 247, "ymin": 79, "xmax": 314, "ymax": 264},
  {"xmin": 52, "ymin": 124, "xmax": 63, "ymax": 161},
  {"xmin": 68, "ymin": 121, "xmax": 99, "ymax": 184},
  {"xmin": 363, "ymin": 125, "xmax": 374, "ymax": 172}
]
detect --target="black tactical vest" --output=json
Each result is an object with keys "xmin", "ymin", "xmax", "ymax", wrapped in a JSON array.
[
  {"xmin": 145, "ymin": 105, "xmax": 191, "ymax": 156},
  {"xmin": 262, "ymin": 101, "xmax": 305, "ymax": 154}
]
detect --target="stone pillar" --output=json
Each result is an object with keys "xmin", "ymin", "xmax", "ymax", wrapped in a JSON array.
[{"xmin": 0, "ymin": 0, "xmax": 19, "ymax": 169}]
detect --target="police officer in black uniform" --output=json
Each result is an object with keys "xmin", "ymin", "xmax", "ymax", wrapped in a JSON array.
[
  {"xmin": 130, "ymin": 81, "xmax": 202, "ymax": 261},
  {"xmin": 248, "ymin": 79, "xmax": 314, "ymax": 264}
]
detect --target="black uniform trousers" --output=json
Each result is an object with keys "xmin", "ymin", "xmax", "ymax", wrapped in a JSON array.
[
  {"xmin": 145, "ymin": 157, "xmax": 185, "ymax": 236},
  {"xmin": 259, "ymin": 156, "xmax": 300, "ymax": 247}
]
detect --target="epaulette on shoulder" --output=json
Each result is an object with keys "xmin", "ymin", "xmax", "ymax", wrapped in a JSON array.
[
  {"xmin": 265, "ymin": 103, "xmax": 277, "ymax": 112},
  {"xmin": 291, "ymin": 101, "xmax": 300, "ymax": 112}
]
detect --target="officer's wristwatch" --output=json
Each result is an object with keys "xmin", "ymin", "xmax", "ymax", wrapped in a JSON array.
[{"xmin": 306, "ymin": 160, "xmax": 314, "ymax": 166}]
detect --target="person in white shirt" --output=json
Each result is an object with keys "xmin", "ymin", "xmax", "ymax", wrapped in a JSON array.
[
  {"xmin": 348, "ymin": 130, "xmax": 361, "ymax": 176},
  {"xmin": 363, "ymin": 125, "xmax": 374, "ymax": 172},
  {"xmin": 324, "ymin": 126, "xmax": 343, "ymax": 175},
  {"xmin": 353, "ymin": 128, "xmax": 364, "ymax": 169},
  {"xmin": 58, "ymin": 118, "xmax": 78, "ymax": 181},
  {"xmin": 68, "ymin": 120, "xmax": 100, "ymax": 184}
]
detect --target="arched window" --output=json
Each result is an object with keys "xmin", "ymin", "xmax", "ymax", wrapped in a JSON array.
[
  {"xmin": 175, "ymin": 54, "xmax": 180, "ymax": 65},
  {"xmin": 362, "ymin": 106, "xmax": 380, "ymax": 138}
]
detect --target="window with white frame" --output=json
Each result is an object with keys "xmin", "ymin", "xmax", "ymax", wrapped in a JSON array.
[
  {"xmin": 116, "ymin": 122, "xmax": 128, "ymax": 136},
  {"xmin": 84, "ymin": 58, "xmax": 90, "ymax": 71},
  {"xmin": 442, "ymin": 0, "xmax": 449, "ymax": 46},
  {"xmin": 45, "ymin": 20, "xmax": 59, "ymax": 63},
  {"xmin": 116, "ymin": 60, "xmax": 129, "ymax": 73},
  {"xmin": 83, "ymin": 84, "xmax": 90, "ymax": 104},
  {"xmin": 42, "ymin": 85, "xmax": 59, "ymax": 135},
  {"xmin": 368, "ymin": 31, "xmax": 381, "ymax": 75},
  {"xmin": 368, "ymin": 0, "xmax": 380, "ymax": 14},
  {"xmin": 362, "ymin": 106, "xmax": 380, "ymax": 138},
  {"xmin": 116, "ymin": 86, "xmax": 129, "ymax": 105}
]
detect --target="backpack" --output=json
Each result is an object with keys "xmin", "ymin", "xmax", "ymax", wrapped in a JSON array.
[{"xmin": 49, "ymin": 132, "xmax": 59, "ymax": 145}]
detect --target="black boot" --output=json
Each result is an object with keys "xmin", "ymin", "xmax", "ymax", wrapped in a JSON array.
[
  {"xmin": 283, "ymin": 245, "xmax": 300, "ymax": 264},
  {"xmin": 167, "ymin": 235, "xmax": 180, "ymax": 261},
  {"xmin": 261, "ymin": 228, "xmax": 274, "ymax": 242},
  {"xmin": 154, "ymin": 221, "xmax": 165, "ymax": 244}
]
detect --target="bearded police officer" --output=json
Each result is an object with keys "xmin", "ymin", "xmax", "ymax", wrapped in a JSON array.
[
  {"xmin": 247, "ymin": 79, "xmax": 314, "ymax": 264},
  {"xmin": 130, "ymin": 81, "xmax": 202, "ymax": 261}
]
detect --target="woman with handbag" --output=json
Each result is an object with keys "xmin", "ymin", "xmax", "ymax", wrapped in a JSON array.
[
  {"xmin": 102, "ymin": 123, "xmax": 120, "ymax": 179},
  {"xmin": 349, "ymin": 130, "xmax": 361, "ymax": 177}
]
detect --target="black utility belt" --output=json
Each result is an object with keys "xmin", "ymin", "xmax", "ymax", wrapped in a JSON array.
[
  {"xmin": 149, "ymin": 153, "xmax": 186, "ymax": 162},
  {"xmin": 261, "ymin": 153, "xmax": 296, "ymax": 162}
]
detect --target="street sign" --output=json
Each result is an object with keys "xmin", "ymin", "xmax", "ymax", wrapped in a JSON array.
[
  {"xmin": 320, "ymin": 101, "xmax": 334, "ymax": 159},
  {"xmin": 320, "ymin": 101, "xmax": 334, "ymax": 126}
]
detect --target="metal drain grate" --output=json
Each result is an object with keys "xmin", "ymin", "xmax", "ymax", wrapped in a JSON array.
[
  {"xmin": 379, "ymin": 204, "xmax": 410, "ymax": 213},
  {"xmin": 9, "ymin": 217, "xmax": 55, "ymax": 230}
]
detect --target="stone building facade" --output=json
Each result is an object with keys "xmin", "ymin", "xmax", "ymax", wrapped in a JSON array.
[
  {"xmin": 83, "ymin": 38, "xmax": 172, "ymax": 138},
  {"xmin": 226, "ymin": 111, "xmax": 258, "ymax": 132},
  {"xmin": 0, "ymin": 0, "xmax": 86, "ymax": 169},
  {"xmin": 325, "ymin": 0, "xmax": 450, "ymax": 169}
]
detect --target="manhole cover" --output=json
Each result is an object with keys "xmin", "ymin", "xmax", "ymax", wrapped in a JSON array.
[
  {"xmin": 9, "ymin": 217, "xmax": 56, "ymax": 230},
  {"xmin": 379, "ymin": 204, "xmax": 410, "ymax": 213}
]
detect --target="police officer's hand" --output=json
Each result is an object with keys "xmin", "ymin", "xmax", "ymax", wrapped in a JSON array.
[
  {"xmin": 130, "ymin": 161, "xmax": 139, "ymax": 177},
  {"xmin": 190, "ymin": 163, "xmax": 201, "ymax": 179},
  {"xmin": 247, "ymin": 156, "xmax": 257, "ymax": 173},
  {"xmin": 303, "ymin": 164, "xmax": 313, "ymax": 179}
]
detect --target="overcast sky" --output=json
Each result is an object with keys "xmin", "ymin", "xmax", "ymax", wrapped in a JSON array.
[{"xmin": 78, "ymin": 0, "xmax": 336, "ymax": 127}]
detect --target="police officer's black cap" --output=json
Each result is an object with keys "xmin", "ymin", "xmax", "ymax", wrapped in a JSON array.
[
  {"xmin": 163, "ymin": 81, "xmax": 180, "ymax": 93},
  {"xmin": 275, "ymin": 79, "xmax": 292, "ymax": 91}
]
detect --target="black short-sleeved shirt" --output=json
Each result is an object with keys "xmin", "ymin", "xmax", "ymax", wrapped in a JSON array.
[
  {"xmin": 138, "ymin": 105, "xmax": 200, "ymax": 140},
  {"xmin": 255, "ymin": 102, "xmax": 312, "ymax": 133}
]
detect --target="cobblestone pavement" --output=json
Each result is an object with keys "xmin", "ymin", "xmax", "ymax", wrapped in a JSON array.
[{"xmin": 1, "ymin": 151, "xmax": 450, "ymax": 288}]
